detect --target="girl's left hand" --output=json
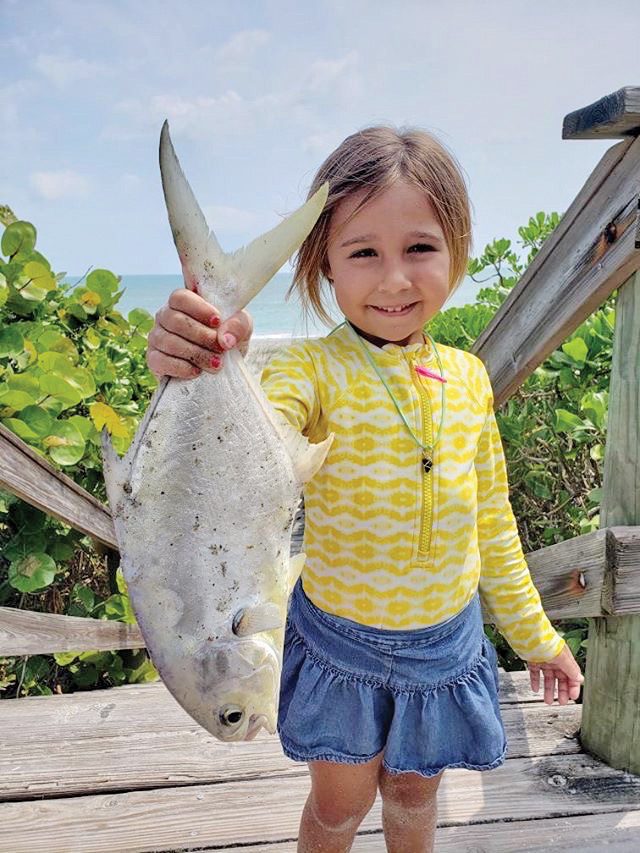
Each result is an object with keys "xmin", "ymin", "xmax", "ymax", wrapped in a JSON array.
[{"xmin": 528, "ymin": 643, "xmax": 584, "ymax": 705}]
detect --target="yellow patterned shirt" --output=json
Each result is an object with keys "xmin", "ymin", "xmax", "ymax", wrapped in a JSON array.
[{"xmin": 261, "ymin": 322, "xmax": 565, "ymax": 663}]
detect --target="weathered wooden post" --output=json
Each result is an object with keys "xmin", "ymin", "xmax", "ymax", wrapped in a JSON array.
[{"xmin": 563, "ymin": 88, "xmax": 640, "ymax": 772}]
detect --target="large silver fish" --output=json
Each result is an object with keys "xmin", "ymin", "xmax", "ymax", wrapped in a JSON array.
[{"xmin": 101, "ymin": 122, "xmax": 331, "ymax": 742}]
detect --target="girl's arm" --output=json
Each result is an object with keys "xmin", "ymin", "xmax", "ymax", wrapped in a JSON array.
[
  {"xmin": 146, "ymin": 288, "xmax": 253, "ymax": 380},
  {"xmin": 474, "ymin": 367, "xmax": 583, "ymax": 703},
  {"xmin": 474, "ymin": 395, "xmax": 562, "ymax": 661}
]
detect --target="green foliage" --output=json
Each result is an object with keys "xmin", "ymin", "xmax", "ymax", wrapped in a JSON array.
[
  {"xmin": 0, "ymin": 208, "xmax": 607, "ymax": 697},
  {"xmin": 0, "ymin": 215, "xmax": 159, "ymax": 696}
]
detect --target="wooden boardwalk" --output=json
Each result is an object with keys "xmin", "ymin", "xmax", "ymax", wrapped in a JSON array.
[{"xmin": 1, "ymin": 670, "xmax": 639, "ymax": 852}]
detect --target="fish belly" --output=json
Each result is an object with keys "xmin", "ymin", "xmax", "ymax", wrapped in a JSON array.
[{"xmin": 112, "ymin": 360, "xmax": 299, "ymax": 681}]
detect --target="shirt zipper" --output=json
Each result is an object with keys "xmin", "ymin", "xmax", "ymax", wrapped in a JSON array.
[{"xmin": 407, "ymin": 354, "xmax": 434, "ymax": 557}]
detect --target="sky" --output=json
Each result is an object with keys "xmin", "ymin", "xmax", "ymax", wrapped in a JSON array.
[{"xmin": 2, "ymin": 0, "xmax": 639, "ymax": 280}]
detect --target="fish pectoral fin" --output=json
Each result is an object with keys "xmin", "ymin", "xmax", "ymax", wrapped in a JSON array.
[
  {"xmin": 233, "ymin": 603, "xmax": 283, "ymax": 637},
  {"xmin": 288, "ymin": 552, "xmax": 306, "ymax": 596}
]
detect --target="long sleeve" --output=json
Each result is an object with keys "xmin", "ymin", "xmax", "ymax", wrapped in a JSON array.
[
  {"xmin": 260, "ymin": 342, "xmax": 324, "ymax": 439},
  {"xmin": 475, "ymin": 367, "xmax": 565, "ymax": 663}
]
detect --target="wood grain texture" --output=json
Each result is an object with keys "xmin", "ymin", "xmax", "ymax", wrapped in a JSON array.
[
  {"xmin": 227, "ymin": 811, "xmax": 640, "ymax": 853},
  {"xmin": 0, "ymin": 674, "xmax": 579, "ymax": 800},
  {"xmin": 4, "ymin": 522, "xmax": 640, "ymax": 655},
  {"xmin": 1, "ymin": 753, "xmax": 639, "ymax": 853},
  {"xmin": 0, "ymin": 422, "xmax": 116, "ymax": 548},
  {"xmin": 0, "ymin": 606, "xmax": 145, "ymax": 656},
  {"xmin": 473, "ymin": 134, "xmax": 640, "ymax": 407},
  {"xmin": 563, "ymin": 86, "xmax": 640, "ymax": 139},
  {"xmin": 582, "ymin": 271, "xmax": 640, "ymax": 774}
]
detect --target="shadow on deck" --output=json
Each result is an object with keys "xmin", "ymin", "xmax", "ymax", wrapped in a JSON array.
[{"xmin": 1, "ymin": 670, "xmax": 639, "ymax": 852}]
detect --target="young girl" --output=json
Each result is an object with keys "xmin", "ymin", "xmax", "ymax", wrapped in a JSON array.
[{"xmin": 146, "ymin": 126, "xmax": 583, "ymax": 852}]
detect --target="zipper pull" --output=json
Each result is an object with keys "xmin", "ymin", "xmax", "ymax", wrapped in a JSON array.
[{"xmin": 415, "ymin": 364, "xmax": 446, "ymax": 383}]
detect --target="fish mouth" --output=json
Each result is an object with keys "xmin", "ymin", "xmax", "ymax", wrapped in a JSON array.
[{"xmin": 245, "ymin": 714, "xmax": 272, "ymax": 741}]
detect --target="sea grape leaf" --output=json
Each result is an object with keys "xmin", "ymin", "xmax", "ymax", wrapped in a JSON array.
[
  {"xmin": 1, "ymin": 221, "xmax": 37, "ymax": 258},
  {"xmin": 43, "ymin": 420, "xmax": 86, "ymax": 465},
  {"xmin": 89, "ymin": 401, "xmax": 129, "ymax": 437},
  {"xmin": 8, "ymin": 552, "xmax": 57, "ymax": 593}
]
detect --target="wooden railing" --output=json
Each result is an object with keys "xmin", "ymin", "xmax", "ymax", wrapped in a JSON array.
[{"xmin": 1, "ymin": 85, "xmax": 640, "ymax": 775}]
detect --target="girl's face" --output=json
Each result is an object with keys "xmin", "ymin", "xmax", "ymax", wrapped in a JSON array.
[{"xmin": 326, "ymin": 180, "xmax": 451, "ymax": 347}]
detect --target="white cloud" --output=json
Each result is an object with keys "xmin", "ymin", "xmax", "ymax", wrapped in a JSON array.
[
  {"xmin": 119, "ymin": 173, "xmax": 143, "ymax": 191},
  {"xmin": 0, "ymin": 79, "xmax": 37, "ymax": 126},
  {"xmin": 111, "ymin": 87, "xmax": 295, "ymax": 141},
  {"xmin": 201, "ymin": 205, "xmax": 287, "ymax": 246},
  {"xmin": 30, "ymin": 170, "xmax": 90, "ymax": 200},
  {"xmin": 107, "ymin": 47, "xmax": 363, "ymax": 146},
  {"xmin": 34, "ymin": 53, "xmax": 104, "ymax": 87},
  {"xmin": 216, "ymin": 29, "xmax": 270, "ymax": 65},
  {"xmin": 202, "ymin": 204, "xmax": 262, "ymax": 234},
  {"xmin": 306, "ymin": 52, "xmax": 359, "ymax": 93},
  {"xmin": 303, "ymin": 130, "xmax": 345, "ymax": 156}
]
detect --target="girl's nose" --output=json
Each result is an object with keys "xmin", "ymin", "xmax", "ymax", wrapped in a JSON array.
[{"xmin": 378, "ymin": 263, "xmax": 412, "ymax": 293}]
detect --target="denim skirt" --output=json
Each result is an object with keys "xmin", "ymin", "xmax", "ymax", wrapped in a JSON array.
[{"xmin": 277, "ymin": 578, "xmax": 508, "ymax": 778}]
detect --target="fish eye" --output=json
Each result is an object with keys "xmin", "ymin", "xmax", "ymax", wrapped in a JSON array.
[{"xmin": 219, "ymin": 705, "xmax": 244, "ymax": 727}]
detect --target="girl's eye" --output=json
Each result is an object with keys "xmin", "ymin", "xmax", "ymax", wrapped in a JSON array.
[{"xmin": 349, "ymin": 244, "xmax": 435, "ymax": 259}]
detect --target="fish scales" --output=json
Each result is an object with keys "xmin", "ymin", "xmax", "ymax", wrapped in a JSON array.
[{"xmin": 102, "ymin": 122, "xmax": 331, "ymax": 742}]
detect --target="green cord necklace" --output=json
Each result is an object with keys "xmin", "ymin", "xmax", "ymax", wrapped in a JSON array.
[{"xmin": 344, "ymin": 320, "xmax": 447, "ymax": 474}]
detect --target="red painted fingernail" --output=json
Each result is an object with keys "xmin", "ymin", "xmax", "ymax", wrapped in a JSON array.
[
  {"xmin": 210, "ymin": 355, "xmax": 221, "ymax": 369},
  {"xmin": 209, "ymin": 314, "xmax": 220, "ymax": 328}
]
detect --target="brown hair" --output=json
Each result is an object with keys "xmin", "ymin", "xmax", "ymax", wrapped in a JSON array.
[{"xmin": 288, "ymin": 125, "xmax": 472, "ymax": 327}]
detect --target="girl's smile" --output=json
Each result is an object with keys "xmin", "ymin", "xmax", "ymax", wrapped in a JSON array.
[{"xmin": 326, "ymin": 180, "xmax": 452, "ymax": 347}]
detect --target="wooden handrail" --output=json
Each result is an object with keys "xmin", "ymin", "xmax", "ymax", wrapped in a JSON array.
[
  {"xmin": 472, "ymin": 133, "xmax": 640, "ymax": 407},
  {"xmin": 0, "ymin": 608, "xmax": 144, "ymax": 657},
  {"xmin": 0, "ymin": 422, "xmax": 117, "ymax": 549},
  {"xmin": 2, "ymin": 525, "xmax": 638, "ymax": 657},
  {"xmin": 563, "ymin": 86, "xmax": 640, "ymax": 140}
]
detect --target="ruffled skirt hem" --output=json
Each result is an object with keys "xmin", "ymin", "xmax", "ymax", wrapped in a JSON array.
[{"xmin": 279, "ymin": 732, "xmax": 508, "ymax": 778}]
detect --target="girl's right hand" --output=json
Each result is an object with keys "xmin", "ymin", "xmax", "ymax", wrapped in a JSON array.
[{"xmin": 146, "ymin": 288, "xmax": 253, "ymax": 380}]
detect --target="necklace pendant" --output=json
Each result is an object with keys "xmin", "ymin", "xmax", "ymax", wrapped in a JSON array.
[{"xmin": 422, "ymin": 456, "xmax": 433, "ymax": 473}]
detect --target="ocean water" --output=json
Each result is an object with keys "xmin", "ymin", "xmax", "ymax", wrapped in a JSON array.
[{"xmin": 67, "ymin": 271, "xmax": 480, "ymax": 338}]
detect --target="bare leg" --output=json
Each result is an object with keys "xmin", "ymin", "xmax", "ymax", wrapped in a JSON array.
[
  {"xmin": 297, "ymin": 752, "xmax": 384, "ymax": 853},
  {"xmin": 378, "ymin": 765, "xmax": 444, "ymax": 853}
]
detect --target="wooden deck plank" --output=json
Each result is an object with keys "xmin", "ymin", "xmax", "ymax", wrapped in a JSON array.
[
  {"xmin": 214, "ymin": 810, "xmax": 640, "ymax": 853},
  {"xmin": 0, "ymin": 701, "xmax": 581, "ymax": 800},
  {"xmin": 0, "ymin": 668, "xmax": 540, "ymax": 736},
  {"xmin": 1, "ymin": 754, "xmax": 639, "ymax": 852},
  {"xmin": 0, "ymin": 668, "xmax": 576, "ymax": 802}
]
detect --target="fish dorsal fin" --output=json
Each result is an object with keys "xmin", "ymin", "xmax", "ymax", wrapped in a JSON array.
[
  {"xmin": 101, "ymin": 375, "xmax": 173, "ymax": 511},
  {"xmin": 101, "ymin": 428, "xmax": 131, "ymax": 512}
]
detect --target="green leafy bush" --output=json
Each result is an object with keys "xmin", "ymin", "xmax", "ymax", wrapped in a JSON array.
[{"xmin": 0, "ymin": 216, "xmax": 158, "ymax": 695}]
